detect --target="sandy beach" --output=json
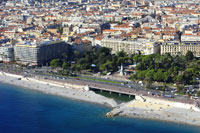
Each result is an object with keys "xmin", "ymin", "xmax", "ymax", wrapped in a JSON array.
[
  {"xmin": 0, "ymin": 71, "xmax": 117, "ymax": 108},
  {"xmin": 107, "ymin": 95, "xmax": 200, "ymax": 127}
]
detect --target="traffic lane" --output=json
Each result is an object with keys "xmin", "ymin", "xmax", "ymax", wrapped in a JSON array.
[
  {"xmin": 0, "ymin": 67, "xmax": 176, "ymax": 97},
  {"xmin": 26, "ymin": 72, "xmax": 169, "ymax": 96},
  {"xmin": 0, "ymin": 65, "xmax": 146, "ymax": 90},
  {"xmin": 0, "ymin": 67, "xmax": 194, "ymax": 104},
  {"xmin": 0, "ymin": 68, "xmax": 194, "ymax": 104},
  {"xmin": 44, "ymin": 77, "xmax": 147, "ymax": 95}
]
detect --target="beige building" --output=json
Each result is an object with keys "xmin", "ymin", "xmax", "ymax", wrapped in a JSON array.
[
  {"xmin": 98, "ymin": 38, "xmax": 160, "ymax": 55},
  {"xmin": 160, "ymin": 41, "xmax": 200, "ymax": 57}
]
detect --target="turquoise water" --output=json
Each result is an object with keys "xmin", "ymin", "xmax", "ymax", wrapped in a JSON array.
[{"xmin": 0, "ymin": 83, "xmax": 200, "ymax": 133}]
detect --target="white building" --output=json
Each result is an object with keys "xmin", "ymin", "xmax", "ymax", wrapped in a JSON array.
[
  {"xmin": 0, "ymin": 45, "xmax": 14, "ymax": 62},
  {"xmin": 96, "ymin": 38, "xmax": 159, "ymax": 55},
  {"xmin": 181, "ymin": 35, "xmax": 200, "ymax": 42},
  {"xmin": 6, "ymin": 1, "xmax": 16, "ymax": 7},
  {"xmin": 161, "ymin": 41, "xmax": 200, "ymax": 57}
]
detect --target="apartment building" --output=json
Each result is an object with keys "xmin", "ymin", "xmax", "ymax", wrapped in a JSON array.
[
  {"xmin": 14, "ymin": 41, "xmax": 69, "ymax": 65},
  {"xmin": 99, "ymin": 38, "xmax": 160, "ymax": 55},
  {"xmin": 0, "ymin": 45, "xmax": 14, "ymax": 62},
  {"xmin": 161, "ymin": 41, "xmax": 200, "ymax": 57}
]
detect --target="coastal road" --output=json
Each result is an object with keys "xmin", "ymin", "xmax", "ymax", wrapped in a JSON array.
[
  {"xmin": 0, "ymin": 64, "xmax": 194, "ymax": 104},
  {"xmin": 31, "ymin": 73, "xmax": 194, "ymax": 105},
  {"xmin": 0, "ymin": 64, "xmax": 172, "ymax": 95}
]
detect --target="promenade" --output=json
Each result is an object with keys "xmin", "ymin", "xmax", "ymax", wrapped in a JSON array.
[
  {"xmin": 42, "ymin": 75, "xmax": 195, "ymax": 105},
  {"xmin": 0, "ymin": 66, "xmax": 196, "ymax": 105}
]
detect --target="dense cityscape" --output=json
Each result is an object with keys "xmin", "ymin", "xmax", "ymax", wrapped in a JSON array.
[
  {"xmin": 0, "ymin": 0, "xmax": 200, "ymax": 96},
  {"xmin": 1, "ymin": 0, "xmax": 200, "ymax": 62},
  {"xmin": 1, "ymin": 0, "xmax": 200, "ymax": 131}
]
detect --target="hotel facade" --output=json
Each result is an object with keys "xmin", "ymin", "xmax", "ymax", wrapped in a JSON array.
[
  {"xmin": 96, "ymin": 38, "xmax": 160, "ymax": 55},
  {"xmin": 14, "ymin": 41, "xmax": 69, "ymax": 65},
  {"xmin": 161, "ymin": 41, "xmax": 200, "ymax": 57}
]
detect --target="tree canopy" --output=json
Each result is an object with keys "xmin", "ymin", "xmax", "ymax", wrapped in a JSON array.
[
  {"xmin": 50, "ymin": 48, "xmax": 199, "ymax": 86},
  {"xmin": 131, "ymin": 51, "xmax": 200, "ymax": 85},
  {"xmin": 50, "ymin": 59, "xmax": 62, "ymax": 68},
  {"xmin": 50, "ymin": 47, "xmax": 132, "ymax": 74}
]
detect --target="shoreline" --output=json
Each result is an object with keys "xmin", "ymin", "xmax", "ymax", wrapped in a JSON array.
[
  {"xmin": 1, "ymin": 71, "xmax": 200, "ymax": 128},
  {"xmin": 106, "ymin": 95, "xmax": 200, "ymax": 127},
  {"xmin": 118, "ymin": 112, "xmax": 200, "ymax": 128},
  {"xmin": 0, "ymin": 71, "xmax": 118, "ymax": 108},
  {"xmin": 0, "ymin": 80, "xmax": 112, "ymax": 109},
  {"xmin": 120, "ymin": 109, "xmax": 200, "ymax": 127}
]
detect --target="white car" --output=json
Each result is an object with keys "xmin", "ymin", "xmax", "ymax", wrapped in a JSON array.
[{"xmin": 138, "ymin": 81, "xmax": 143, "ymax": 84}]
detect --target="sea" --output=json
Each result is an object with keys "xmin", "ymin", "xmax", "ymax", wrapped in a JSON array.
[{"xmin": 0, "ymin": 83, "xmax": 200, "ymax": 133}]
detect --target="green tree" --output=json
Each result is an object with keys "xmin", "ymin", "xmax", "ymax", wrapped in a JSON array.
[
  {"xmin": 99, "ymin": 64, "xmax": 106, "ymax": 72},
  {"xmin": 146, "ymin": 80, "xmax": 153, "ymax": 89},
  {"xmin": 62, "ymin": 53, "xmax": 69, "ymax": 62},
  {"xmin": 197, "ymin": 91, "xmax": 200, "ymax": 97},
  {"xmin": 116, "ymin": 51, "xmax": 129, "ymax": 65},
  {"xmin": 117, "ymin": 51, "xmax": 127, "ymax": 58},
  {"xmin": 177, "ymin": 85, "xmax": 184, "ymax": 92},
  {"xmin": 184, "ymin": 68, "xmax": 195, "ymax": 84},
  {"xmin": 162, "ymin": 83, "xmax": 167, "ymax": 91},
  {"xmin": 174, "ymin": 74, "xmax": 183, "ymax": 83},
  {"xmin": 50, "ymin": 59, "xmax": 62, "ymax": 68},
  {"xmin": 74, "ymin": 50, "xmax": 80, "ymax": 58},
  {"xmin": 146, "ymin": 69, "xmax": 154, "ymax": 81},
  {"xmin": 137, "ymin": 70, "xmax": 147, "ymax": 80},
  {"xmin": 117, "ymin": 57, "xmax": 125, "ymax": 65},
  {"xmin": 104, "ymin": 60, "xmax": 113, "ymax": 72},
  {"xmin": 153, "ymin": 70, "xmax": 163, "ymax": 81},
  {"xmin": 186, "ymin": 51, "xmax": 194, "ymax": 61},
  {"xmin": 77, "ymin": 58, "xmax": 90, "ymax": 70},
  {"xmin": 62, "ymin": 62, "xmax": 68, "ymax": 69},
  {"xmin": 163, "ymin": 72, "xmax": 170, "ymax": 82},
  {"xmin": 97, "ymin": 47, "xmax": 111, "ymax": 56},
  {"xmin": 73, "ymin": 64, "xmax": 81, "ymax": 71},
  {"xmin": 133, "ymin": 54, "xmax": 141, "ymax": 63}
]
